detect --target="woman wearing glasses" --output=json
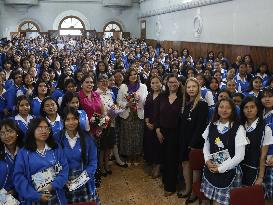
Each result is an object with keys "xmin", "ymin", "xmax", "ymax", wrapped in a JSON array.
[
  {"xmin": 13, "ymin": 117, "xmax": 69, "ymax": 205},
  {"xmin": 154, "ymin": 74, "xmax": 183, "ymax": 196},
  {"xmin": 0, "ymin": 119, "xmax": 24, "ymax": 200}
]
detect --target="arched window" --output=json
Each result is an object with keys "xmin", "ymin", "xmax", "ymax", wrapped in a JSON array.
[
  {"xmin": 103, "ymin": 21, "xmax": 123, "ymax": 38},
  {"xmin": 18, "ymin": 21, "xmax": 40, "ymax": 32},
  {"xmin": 59, "ymin": 16, "xmax": 85, "ymax": 36}
]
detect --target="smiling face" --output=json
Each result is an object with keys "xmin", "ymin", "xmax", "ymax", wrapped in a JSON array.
[
  {"xmin": 64, "ymin": 113, "xmax": 79, "ymax": 133},
  {"xmin": 129, "ymin": 70, "xmax": 138, "ymax": 83},
  {"xmin": 82, "ymin": 77, "xmax": 94, "ymax": 93},
  {"xmin": 150, "ymin": 77, "xmax": 162, "ymax": 92},
  {"xmin": 167, "ymin": 76, "xmax": 179, "ymax": 92},
  {"xmin": 18, "ymin": 99, "xmax": 30, "ymax": 116},
  {"xmin": 43, "ymin": 99, "xmax": 57, "ymax": 116},
  {"xmin": 0, "ymin": 125, "xmax": 17, "ymax": 147},
  {"xmin": 261, "ymin": 92, "xmax": 273, "ymax": 109}
]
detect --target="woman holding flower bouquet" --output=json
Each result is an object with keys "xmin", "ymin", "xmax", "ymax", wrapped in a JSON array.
[
  {"xmin": 117, "ymin": 67, "xmax": 148, "ymax": 165},
  {"xmin": 96, "ymin": 74, "xmax": 117, "ymax": 176},
  {"xmin": 78, "ymin": 74, "xmax": 105, "ymax": 187}
]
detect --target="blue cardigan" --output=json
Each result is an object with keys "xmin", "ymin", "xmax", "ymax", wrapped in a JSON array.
[
  {"xmin": 13, "ymin": 147, "xmax": 69, "ymax": 205},
  {"xmin": 54, "ymin": 130, "xmax": 97, "ymax": 196}
]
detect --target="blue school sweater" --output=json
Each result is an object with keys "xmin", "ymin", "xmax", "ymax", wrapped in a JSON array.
[
  {"xmin": 14, "ymin": 114, "xmax": 33, "ymax": 136},
  {"xmin": 13, "ymin": 147, "xmax": 69, "ymax": 205},
  {"xmin": 31, "ymin": 97, "xmax": 42, "ymax": 117},
  {"xmin": 54, "ymin": 131, "xmax": 97, "ymax": 195},
  {"xmin": 46, "ymin": 114, "xmax": 63, "ymax": 134},
  {"xmin": 0, "ymin": 160, "xmax": 8, "ymax": 190},
  {"xmin": 78, "ymin": 109, "xmax": 90, "ymax": 132},
  {"xmin": 0, "ymin": 150, "xmax": 17, "ymax": 192}
]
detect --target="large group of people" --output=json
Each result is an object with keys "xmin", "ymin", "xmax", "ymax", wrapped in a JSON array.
[{"xmin": 0, "ymin": 35, "xmax": 273, "ymax": 205}]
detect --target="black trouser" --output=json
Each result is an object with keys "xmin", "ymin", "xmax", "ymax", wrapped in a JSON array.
[{"xmin": 161, "ymin": 128, "xmax": 179, "ymax": 192}]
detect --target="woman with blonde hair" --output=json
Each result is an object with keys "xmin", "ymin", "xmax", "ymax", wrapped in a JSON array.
[{"xmin": 177, "ymin": 77, "xmax": 208, "ymax": 204}]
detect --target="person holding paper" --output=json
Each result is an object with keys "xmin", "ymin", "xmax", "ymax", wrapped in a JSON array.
[
  {"xmin": 0, "ymin": 119, "xmax": 24, "ymax": 202},
  {"xmin": 13, "ymin": 117, "xmax": 69, "ymax": 205},
  {"xmin": 54, "ymin": 107, "xmax": 100, "ymax": 204},
  {"xmin": 201, "ymin": 98, "xmax": 248, "ymax": 205}
]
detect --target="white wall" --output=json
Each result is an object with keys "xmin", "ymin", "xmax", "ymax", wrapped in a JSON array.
[
  {"xmin": 140, "ymin": 0, "xmax": 273, "ymax": 47},
  {"xmin": 0, "ymin": 0, "xmax": 140, "ymax": 38}
]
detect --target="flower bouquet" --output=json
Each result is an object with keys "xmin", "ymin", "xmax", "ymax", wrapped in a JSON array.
[
  {"xmin": 108, "ymin": 104, "xmax": 124, "ymax": 118},
  {"xmin": 125, "ymin": 92, "xmax": 140, "ymax": 112},
  {"xmin": 90, "ymin": 112, "xmax": 110, "ymax": 137}
]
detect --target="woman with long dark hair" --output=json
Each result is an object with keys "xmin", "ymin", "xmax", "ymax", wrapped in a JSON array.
[
  {"xmin": 13, "ymin": 117, "xmax": 69, "ymax": 205},
  {"xmin": 240, "ymin": 96, "xmax": 273, "ymax": 186},
  {"xmin": 0, "ymin": 119, "xmax": 23, "ymax": 198},
  {"xmin": 54, "ymin": 107, "xmax": 100, "ymax": 204},
  {"xmin": 117, "ymin": 67, "xmax": 148, "ymax": 164},
  {"xmin": 154, "ymin": 73, "xmax": 183, "ymax": 196}
]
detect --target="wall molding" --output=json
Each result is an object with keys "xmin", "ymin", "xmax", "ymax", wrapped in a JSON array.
[{"xmin": 139, "ymin": 0, "xmax": 233, "ymax": 19}]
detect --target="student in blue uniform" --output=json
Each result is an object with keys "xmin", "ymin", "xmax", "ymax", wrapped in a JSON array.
[
  {"xmin": 0, "ymin": 119, "xmax": 24, "ymax": 196},
  {"xmin": 54, "ymin": 107, "xmax": 100, "ymax": 204},
  {"xmin": 234, "ymin": 63, "xmax": 250, "ymax": 93},
  {"xmin": 240, "ymin": 96, "xmax": 273, "ymax": 186},
  {"xmin": 40, "ymin": 97, "xmax": 63, "ymax": 134},
  {"xmin": 243, "ymin": 76, "xmax": 263, "ymax": 98},
  {"xmin": 13, "ymin": 117, "xmax": 69, "ymax": 205},
  {"xmin": 0, "ymin": 75, "xmax": 7, "ymax": 119},
  {"xmin": 201, "ymin": 98, "xmax": 248, "ymax": 205},
  {"xmin": 4, "ymin": 69, "xmax": 26, "ymax": 115},
  {"xmin": 14, "ymin": 95, "xmax": 33, "ymax": 136},
  {"xmin": 60, "ymin": 91, "xmax": 90, "ymax": 132},
  {"xmin": 260, "ymin": 87, "xmax": 273, "ymax": 201},
  {"xmin": 31, "ymin": 80, "xmax": 49, "ymax": 117}
]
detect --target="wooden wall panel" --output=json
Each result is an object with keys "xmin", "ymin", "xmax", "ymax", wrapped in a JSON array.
[{"xmin": 146, "ymin": 39, "xmax": 273, "ymax": 72}]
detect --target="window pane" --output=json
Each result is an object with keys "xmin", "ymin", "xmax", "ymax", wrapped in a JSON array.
[{"xmin": 60, "ymin": 29, "xmax": 82, "ymax": 36}]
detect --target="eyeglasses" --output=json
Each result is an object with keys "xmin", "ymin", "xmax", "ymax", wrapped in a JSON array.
[
  {"xmin": 0, "ymin": 129, "xmax": 16, "ymax": 139},
  {"xmin": 36, "ymin": 126, "xmax": 50, "ymax": 132}
]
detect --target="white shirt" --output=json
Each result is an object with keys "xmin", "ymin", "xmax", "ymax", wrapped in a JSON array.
[
  {"xmin": 36, "ymin": 144, "xmax": 51, "ymax": 156},
  {"xmin": 245, "ymin": 118, "xmax": 273, "ymax": 146},
  {"xmin": 46, "ymin": 114, "xmax": 61, "ymax": 125},
  {"xmin": 202, "ymin": 121, "xmax": 248, "ymax": 173},
  {"xmin": 65, "ymin": 132, "xmax": 80, "ymax": 149},
  {"xmin": 263, "ymin": 109, "xmax": 273, "ymax": 120},
  {"xmin": 5, "ymin": 146, "xmax": 19, "ymax": 160},
  {"xmin": 15, "ymin": 114, "xmax": 33, "ymax": 125}
]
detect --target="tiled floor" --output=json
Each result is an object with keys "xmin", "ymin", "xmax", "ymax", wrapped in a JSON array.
[{"xmin": 97, "ymin": 163, "xmax": 199, "ymax": 205}]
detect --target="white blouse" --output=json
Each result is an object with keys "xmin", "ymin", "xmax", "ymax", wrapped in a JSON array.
[{"xmin": 202, "ymin": 121, "xmax": 248, "ymax": 173}]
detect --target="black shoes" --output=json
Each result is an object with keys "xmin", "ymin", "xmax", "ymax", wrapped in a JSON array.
[
  {"xmin": 177, "ymin": 191, "xmax": 191, "ymax": 198},
  {"xmin": 185, "ymin": 196, "xmax": 198, "ymax": 204}
]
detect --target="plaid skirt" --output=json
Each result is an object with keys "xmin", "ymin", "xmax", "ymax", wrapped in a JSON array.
[
  {"xmin": 265, "ymin": 166, "xmax": 273, "ymax": 199},
  {"xmin": 119, "ymin": 112, "xmax": 144, "ymax": 156},
  {"xmin": 31, "ymin": 192, "xmax": 59, "ymax": 205},
  {"xmin": 66, "ymin": 169, "xmax": 100, "ymax": 204},
  {"xmin": 200, "ymin": 167, "xmax": 242, "ymax": 205}
]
